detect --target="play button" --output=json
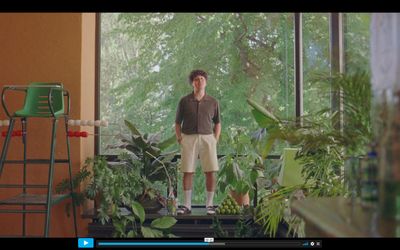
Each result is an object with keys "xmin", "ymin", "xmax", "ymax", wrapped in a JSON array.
[{"xmin": 78, "ymin": 238, "xmax": 94, "ymax": 248}]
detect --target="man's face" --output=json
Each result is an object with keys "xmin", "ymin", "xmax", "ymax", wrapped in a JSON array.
[{"xmin": 192, "ymin": 75, "xmax": 207, "ymax": 92}]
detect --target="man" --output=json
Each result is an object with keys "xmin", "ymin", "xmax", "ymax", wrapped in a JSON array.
[{"xmin": 175, "ymin": 69, "xmax": 221, "ymax": 215}]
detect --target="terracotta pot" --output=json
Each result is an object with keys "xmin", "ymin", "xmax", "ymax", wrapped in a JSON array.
[{"xmin": 229, "ymin": 190, "xmax": 250, "ymax": 206}]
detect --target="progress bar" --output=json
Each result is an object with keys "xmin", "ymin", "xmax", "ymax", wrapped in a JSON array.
[
  {"xmin": 94, "ymin": 239, "xmax": 321, "ymax": 248},
  {"xmin": 98, "ymin": 242, "xmax": 210, "ymax": 246}
]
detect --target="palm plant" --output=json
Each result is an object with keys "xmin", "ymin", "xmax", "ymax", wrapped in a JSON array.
[{"xmin": 247, "ymin": 70, "xmax": 372, "ymax": 236}]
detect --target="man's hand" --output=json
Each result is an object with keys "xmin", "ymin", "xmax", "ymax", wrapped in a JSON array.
[
  {"xmin": 175, "ymin": 123, "xmax": 183, "ymax": 145},
  {"xmin": 214, "ymin": 122, "xmax": 221, "ymax": 144}
]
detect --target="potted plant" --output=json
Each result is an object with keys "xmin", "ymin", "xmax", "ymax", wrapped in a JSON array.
[
  {"xmin": 106, "ymin": 119, "xmax": 178, "ymax": 213},
  {"xmin": 111, "ymin": 200, "xmax": 177, "ymax": 238},
  {"xmin": 55, "ymin": 155, "xmax": 146, "ymax": 223},
  {"xmin": 57, "ymin": 155, "xmax": 178, "ymax": 237},
  {"xmin": 217, "ymin": 128, "xmax": 264, "ymax": 206},
  {"xmin": 56, "ymin": 119, "xmax": 178, "ymax": 219},
  {"xmin": 55, "ymin": 160, "xmax": 92, "ymax": 217},
  {"xmin": 246, "ymin": 70, "xmax": 373, "ymax": 236}
]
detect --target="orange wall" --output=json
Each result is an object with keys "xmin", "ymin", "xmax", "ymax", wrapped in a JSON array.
[{"xmin": 0, "ymin": 13, "xmax": 95, "ymax": 237}]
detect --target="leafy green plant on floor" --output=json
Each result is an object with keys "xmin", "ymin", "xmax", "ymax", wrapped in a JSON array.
[
  {"xmin": 107, "ymin": 120, "xmax": 178, "ymax": 207},
  {"xmin": 56, "ymin": 119, "xmax": 179, "ymax": 226},
  {"xmin": 211, "ymin": 217, "xmax": 229, "ymax": 238},
  {"xmin": 111, "ymin": 201, "xmax": 177, "ymax": 238},
  {"xmin": 56, "ymin": 156, "xmax": 146, "ymax": 224},
  {"xmin": 233, "ymin": 208, "xmax": 266, "ymax": 238},
  {"xmin": 217, "ymin": 128, "xmax": 264, "ymax": 203},
  {"xmin": 211, "ymin": 209, "xmax": 265, "ymax": 238},
  {"xmin": 57, "ymin": 156, "xmax": 178, "ymax": 237},
  {"xmin": 55, "ymin": 163, "xmax": 91, "ymax": 216},
  {"xmin": 87, "ymin": 155, "xmax": 151, "ymax": 224},
  {"xmin": 254, "ymin": 185, "xmax": 306, "ymax": 237},
  {"xmin": 247, "ymin": 71, "xmax": 372, "ymax": 237},
  {"xmin": 58, "ymin": 120, "xmax": 180, "ymax": 238}
]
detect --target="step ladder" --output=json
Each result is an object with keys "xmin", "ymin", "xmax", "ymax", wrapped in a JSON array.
[{"xmin": 0, "ymin": 83, "xmax": 77, "ymax": 237}]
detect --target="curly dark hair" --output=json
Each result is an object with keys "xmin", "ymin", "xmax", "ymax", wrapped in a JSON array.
[{"xmin": 188, "ymin": 69, "xmax": 208, "ymax": 85}]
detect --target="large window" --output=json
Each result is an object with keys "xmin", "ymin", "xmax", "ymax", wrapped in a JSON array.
[
  {"xmin": 98, "ymin": 13, "xmax": 371, "ymax": 204},
  {"xmin": 301, "ymin": 13, "xmax": 371, "ymax": 118},
  {"xmin": 99, "ymin": 13, "xmax": 295, "ymax": 205},
  {"xmin": 99, "ymin": 13, "xmax": 295, "ymax": 156},
  {"xmin": 302, "ymin": 13, "xmax": 331, "ymax": 116},
  {"xmin": 344, "ymin": 13, "xmax": 371, "ymax": 73}
]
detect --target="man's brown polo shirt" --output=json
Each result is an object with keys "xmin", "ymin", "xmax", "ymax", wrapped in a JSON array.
[{"xmin": 175, "ymin": 92, "xmax": 220, "ymax": 135}]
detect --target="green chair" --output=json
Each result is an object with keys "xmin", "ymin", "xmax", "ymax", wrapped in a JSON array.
[
  {"xmin": 14, "ymin": 82, "xmax": 65, "ymax": 117},
  {"xmin": 277, "ymin": 148, "xmax": 305, "ymax": 187},
  {"xmin": 0, "ymin": 82, "xmax": 77, "ymax": 237}
]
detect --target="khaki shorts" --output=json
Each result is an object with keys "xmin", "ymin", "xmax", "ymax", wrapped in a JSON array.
[{"xmin": 180, "ymin": 133, "xmax": 219, "ymax": 173}]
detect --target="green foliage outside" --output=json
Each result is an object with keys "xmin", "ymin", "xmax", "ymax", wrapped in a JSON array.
[
  {"xmin": 99, "ymin": 13, "xmax": 295, "ymax": 155},
  {"xmin": 99, "ymin": 13, "xmax": 370, "ymax": 155}
]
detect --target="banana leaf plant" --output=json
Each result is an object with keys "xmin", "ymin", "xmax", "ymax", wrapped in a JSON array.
[
  {"xmin": 247, "ymin": 98, "xmax": 301, "ymax": 160},
  {"xmin": 107, "ymin": 120, "xmax": 178, "ymax": 201}
]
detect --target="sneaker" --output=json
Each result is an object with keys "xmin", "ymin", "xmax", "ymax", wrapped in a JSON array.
[
  {"xmin": 177, "ymin": 205, "xmax": 191, "ymax": 215},
  {"xmin": 206, "ymin": 206, "xmax": 216, "ymax": 215}
]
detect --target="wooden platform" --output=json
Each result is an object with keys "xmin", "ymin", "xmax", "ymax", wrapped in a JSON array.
[{"xmin": 85, "ymin": 207, "xmax": 249, "ymax": 238}]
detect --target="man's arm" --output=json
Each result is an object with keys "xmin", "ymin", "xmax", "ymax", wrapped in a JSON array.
[
  {"xmin": 214, "ymin": 122, "xmax": 221, "ymax": 142},
  {"xmin": 175, "ymin": 123, "xmax": 183, "ymax": 144}
]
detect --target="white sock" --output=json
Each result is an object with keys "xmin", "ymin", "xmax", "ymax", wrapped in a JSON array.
[
  {"xmin": 184, "ymin": 190, "xmax": 192, "ymax": 209},
  {"xmin": 206, "ymin": 191, "xmax": 214, "ymax": 208}
]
